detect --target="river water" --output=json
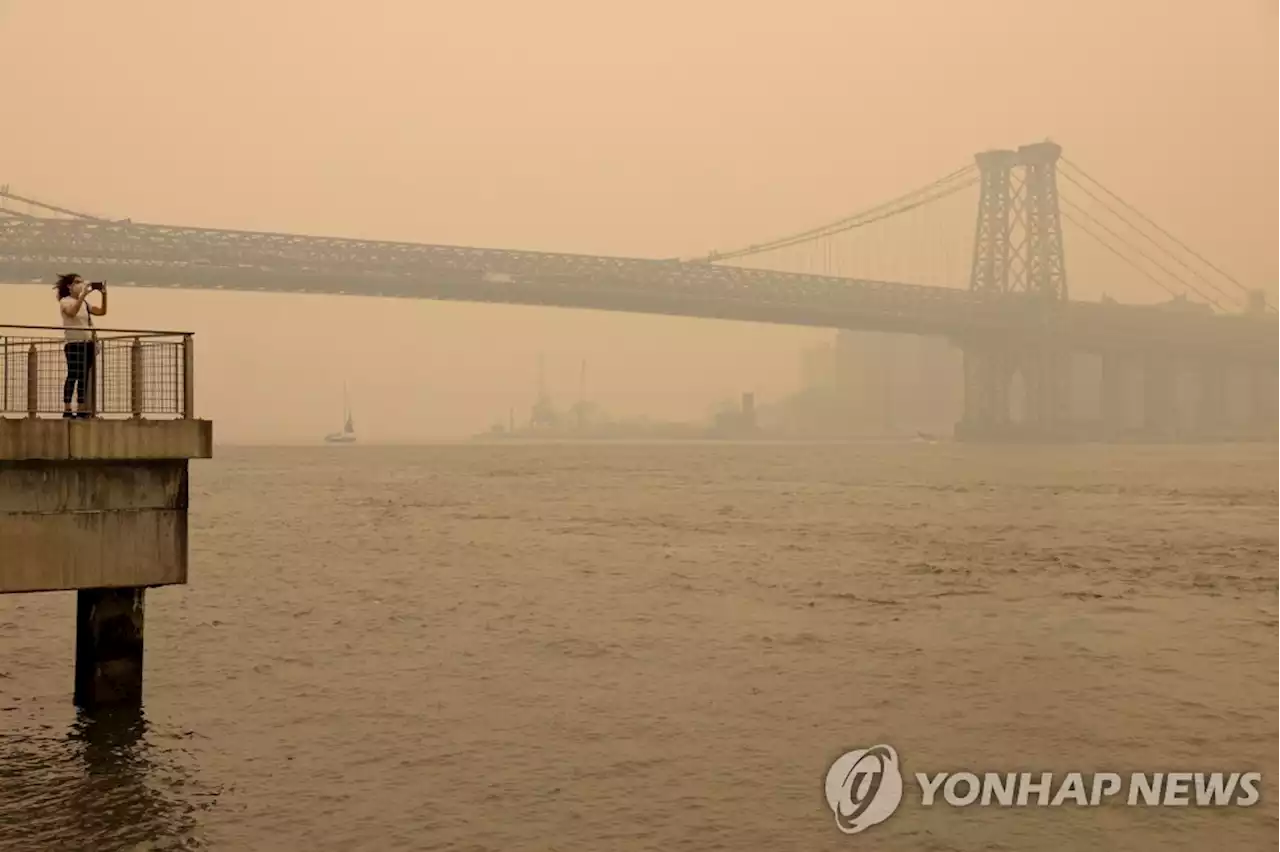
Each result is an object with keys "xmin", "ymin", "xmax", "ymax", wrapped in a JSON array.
[{"xmin": 0, "ymin": 442, "xmax": 1275, "ymax": 851}]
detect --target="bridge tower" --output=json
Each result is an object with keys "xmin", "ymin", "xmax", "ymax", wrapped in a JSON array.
[{"xmin": 959, "ymin": 142, "xmax": 1070, "ymax": 440}]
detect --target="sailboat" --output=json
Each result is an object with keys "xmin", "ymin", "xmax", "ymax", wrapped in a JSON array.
[{"xmin": 324, "ymin": 385, "xmax": 357, "ymax": 444}]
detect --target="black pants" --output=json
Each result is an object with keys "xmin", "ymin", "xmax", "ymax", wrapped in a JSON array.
[{"xmin": 63, "ymin": 340, "xmax": 96, "ymax": 409}]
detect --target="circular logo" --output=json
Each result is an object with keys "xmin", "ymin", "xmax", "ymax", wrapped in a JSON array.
[{"xmin": 824, "ymin": 744, "xmax": 904, "ymax": 835}]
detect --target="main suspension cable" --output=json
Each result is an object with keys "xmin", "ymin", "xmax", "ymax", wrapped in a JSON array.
[{"xmin": 694, "ymin": 163, "xmax": 977, "ymax": 263}]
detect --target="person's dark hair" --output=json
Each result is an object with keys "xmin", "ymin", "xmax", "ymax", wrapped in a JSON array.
[{"xmin": 54, "ymin": 273, "xmax": 79, "ymax": 300}]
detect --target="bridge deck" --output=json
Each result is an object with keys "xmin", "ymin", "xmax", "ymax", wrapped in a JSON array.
[{"xmin": 1, "ymin": 217, "xmax": 1274, "ymax": 359}]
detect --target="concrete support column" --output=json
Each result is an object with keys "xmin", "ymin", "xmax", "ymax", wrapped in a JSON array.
[
  {"xmin": 1142, "ymin": 356, "xmax": 1176, "ymax": 438},
  {"xmin": 1195, "ymin": 361, "xmax": 1227, "ymax": 440},
  {"xmin": 1245, "ymin": 365, "xmax": 1278, "ymax": 439},
  {"xmin": 1100, "ymin": 352, "xmax": 1128, "ymax": 437},
  {"xmin": 74, "ymin": 587, "xmax": 145, "ymax": 710},
  {"xmin": 958, "ymin": 344, "xmax": 1010, "ymax": 440},
  {"xmin": 1024, "ymin": 345, "xmax": 1069, "ymax": 437}
]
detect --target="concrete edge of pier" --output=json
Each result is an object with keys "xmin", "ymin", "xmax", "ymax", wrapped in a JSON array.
[{"xmin": 0, "ymin": 417, "xmax": 213, "ymax": 462}]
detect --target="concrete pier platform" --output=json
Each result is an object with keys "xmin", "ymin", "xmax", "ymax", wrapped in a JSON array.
[
  {"xmin": 1, "ymin": 416, "xmax": 211, "ymax": 709},
  {"xmin": 0, "ymin": 418, "xmax": 211, "ymax": 594}
]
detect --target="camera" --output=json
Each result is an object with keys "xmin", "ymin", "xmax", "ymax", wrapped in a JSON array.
[{"xmin": 89, "ymin": 281, "xmax": 106, "ymax": 291}]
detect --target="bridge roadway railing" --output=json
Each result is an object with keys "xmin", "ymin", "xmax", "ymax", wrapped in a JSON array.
[
  {"xmin": 0, "ymin": 324, "xmax": 194, "ymax": 420},
  {"xmin": 1, "ymin": 217, "xmax": 1275, "ymax": 359}
]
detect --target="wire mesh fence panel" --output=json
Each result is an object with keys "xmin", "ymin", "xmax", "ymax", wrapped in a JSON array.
[
  {"xmin": 96, "ymin": 338, "xmax": 131, "ymax": 414},
  {"xmin": 0, "ymin": 339, "xmax": 24, "ymax": 413},
  {"xmin": 0, "ymin": 327, "xmax": 192, "ymax": 419},
  {"xmin": 136, "ymin": 340, "xmax": 185, "ymax": 415}
]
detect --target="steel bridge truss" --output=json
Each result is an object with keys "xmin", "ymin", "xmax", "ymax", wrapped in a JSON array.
[{"xmin": 0, "ymin": 213, "xmax": 1066, "ymax": 338}]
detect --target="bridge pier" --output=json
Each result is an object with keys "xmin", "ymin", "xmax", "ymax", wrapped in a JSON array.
[
  {"xmin": 1023, "ymin": 344, "xmax": 1070, "ymax": 438},
  {"xmin": 1100, "ymin": 352, "xmax": 1131, "ymax": 438},
  {"xmin": 956, "ymin": 341, "xmax": 1078, "ymax": 442},
  {"xmin": 1245, "ymin": 364, "xmax": 1278, "ymax": 440},
  {"xmin": 957, "ymin": 345, "xmax": 1012, "ymax": 440},
  {"xmin": 1140, "ymin": 355, "xmax": 1177, "ymax": 440},
  {"xmin": 1191, "ymin": 360, "xmax": 1227, "ymax": 440}
]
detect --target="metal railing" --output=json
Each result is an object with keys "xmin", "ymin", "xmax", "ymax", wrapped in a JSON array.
[{"xmin": 0, "ymin": 324, "xmax": 193, "ymax": 419}]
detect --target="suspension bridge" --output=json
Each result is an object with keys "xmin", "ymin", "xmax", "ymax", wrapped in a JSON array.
[{"xmin": 1, "ymin": 141, "xmax": 1275, "ymax": 441}]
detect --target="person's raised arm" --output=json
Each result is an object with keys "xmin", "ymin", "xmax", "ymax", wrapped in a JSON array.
[{"xmin": 88, "ymin": 284, "xmax": 108, "ymax": 317}]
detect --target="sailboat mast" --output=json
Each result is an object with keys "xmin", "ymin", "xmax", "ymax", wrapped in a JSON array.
[
  {"xmin": 576, "ymin": 358, "xmax": 587, "ymax": 431},
  {"xmin": 343, "ymin": 383, "xmax": 354, "ymax": 434}
]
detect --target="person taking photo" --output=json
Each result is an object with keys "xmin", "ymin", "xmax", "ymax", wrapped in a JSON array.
[{"xmin": 54, "ymin": 273, "xmax": 108, "ymax": 418}]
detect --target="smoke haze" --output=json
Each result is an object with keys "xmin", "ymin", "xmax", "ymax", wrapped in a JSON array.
[{"xmin": 1, "ymin": 0, "xmax": 1274, "ymax": 441}]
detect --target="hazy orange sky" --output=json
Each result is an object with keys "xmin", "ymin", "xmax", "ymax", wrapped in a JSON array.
[{"xmin": 1, "ymin": 0, "xmax": 1275, "ymax": 441}]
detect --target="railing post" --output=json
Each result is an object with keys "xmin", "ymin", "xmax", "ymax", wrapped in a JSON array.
[
  {"xmin": 2, "ymin": 336, "xmax": 9, "ymax": 413},
  {"xmin": 86, "ymin": 338, "xmax": 98, "ymax": 419},
  {"xmin": 131, "ymin": 339, "xmax": 144, "ymax": 419},
  {"xmin": 26, "ymin": 343, "xmax": 38, "ymax": 418},
  {"xmin": 182, "ymin": 335, "xmax": 195, "ymax": 419}
]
